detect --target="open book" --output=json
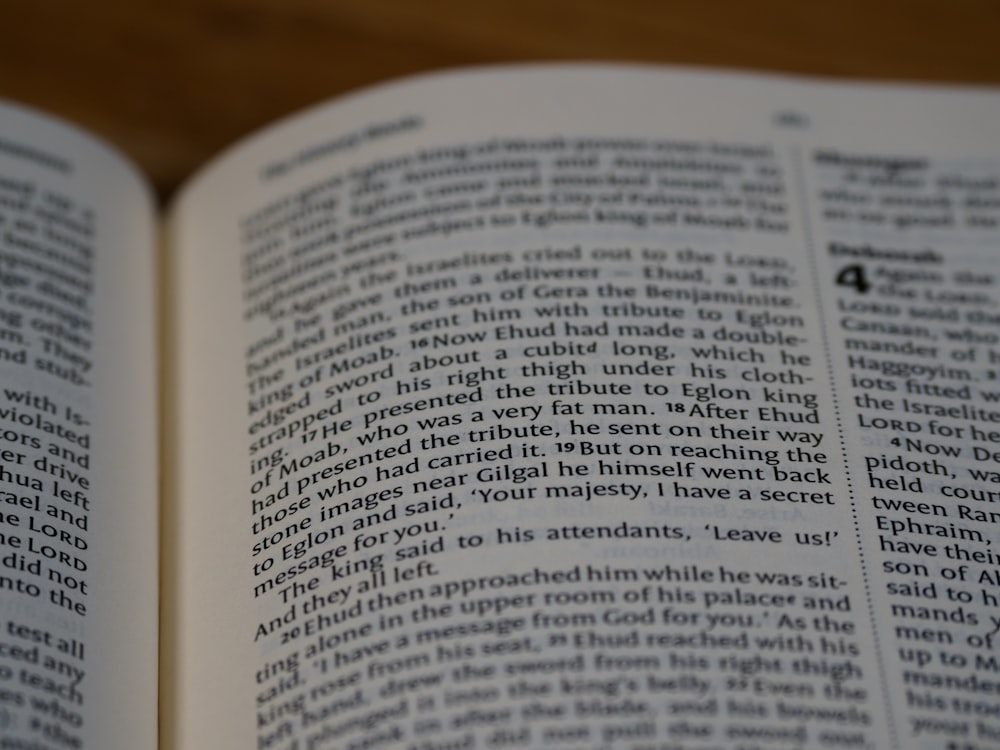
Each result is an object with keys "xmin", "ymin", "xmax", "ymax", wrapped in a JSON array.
[{"xmin": 1, "ymin": 64, "xmax": 999, "ymax": 749}]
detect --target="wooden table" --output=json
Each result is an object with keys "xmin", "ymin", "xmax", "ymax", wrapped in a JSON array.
[{"xmin": 2, "ymin": 0, "xmax": 998, "ymax": 202}]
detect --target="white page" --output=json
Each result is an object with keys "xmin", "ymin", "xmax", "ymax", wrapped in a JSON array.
[
  {"xmin": 0, "ymin": 101, "xmax": 158, "ymax": 748},
  {"xmin": 166, "ymin": 65, "xmax": 1000, "ymax": 750}
]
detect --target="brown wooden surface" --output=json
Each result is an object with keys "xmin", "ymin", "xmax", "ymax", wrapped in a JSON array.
[{"xmin": 2, "ymin": 0, "xmax": 998, "ymax": 202}]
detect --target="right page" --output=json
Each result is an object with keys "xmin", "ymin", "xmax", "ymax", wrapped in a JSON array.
[{"xmin": 164, "ymin": 65, "xmax": 1000, "ymax": 750}]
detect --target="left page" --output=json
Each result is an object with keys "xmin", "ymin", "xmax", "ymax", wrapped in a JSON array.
[{"xmin": 0, "ymin": 102, "xmax": 158, "ymax": 748}]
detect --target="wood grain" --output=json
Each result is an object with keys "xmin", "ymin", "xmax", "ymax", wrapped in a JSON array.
[{"xmin": 2, "ymin": 0, "xmax": 998, "ymax": 201}]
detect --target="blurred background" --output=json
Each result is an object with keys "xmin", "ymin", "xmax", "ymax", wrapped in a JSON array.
[{"xmin": 2, "ymin": 0, "xmax": 998, "ymax": 202}]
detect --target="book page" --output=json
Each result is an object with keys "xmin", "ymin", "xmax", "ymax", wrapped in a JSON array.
[
  {"xmin": 165, "ymin": 66, "xmax": 1000, "ymax": 750},
  {"xmin": 0, "ymin": 102, "xmax": 158, "ymax": 747}
]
